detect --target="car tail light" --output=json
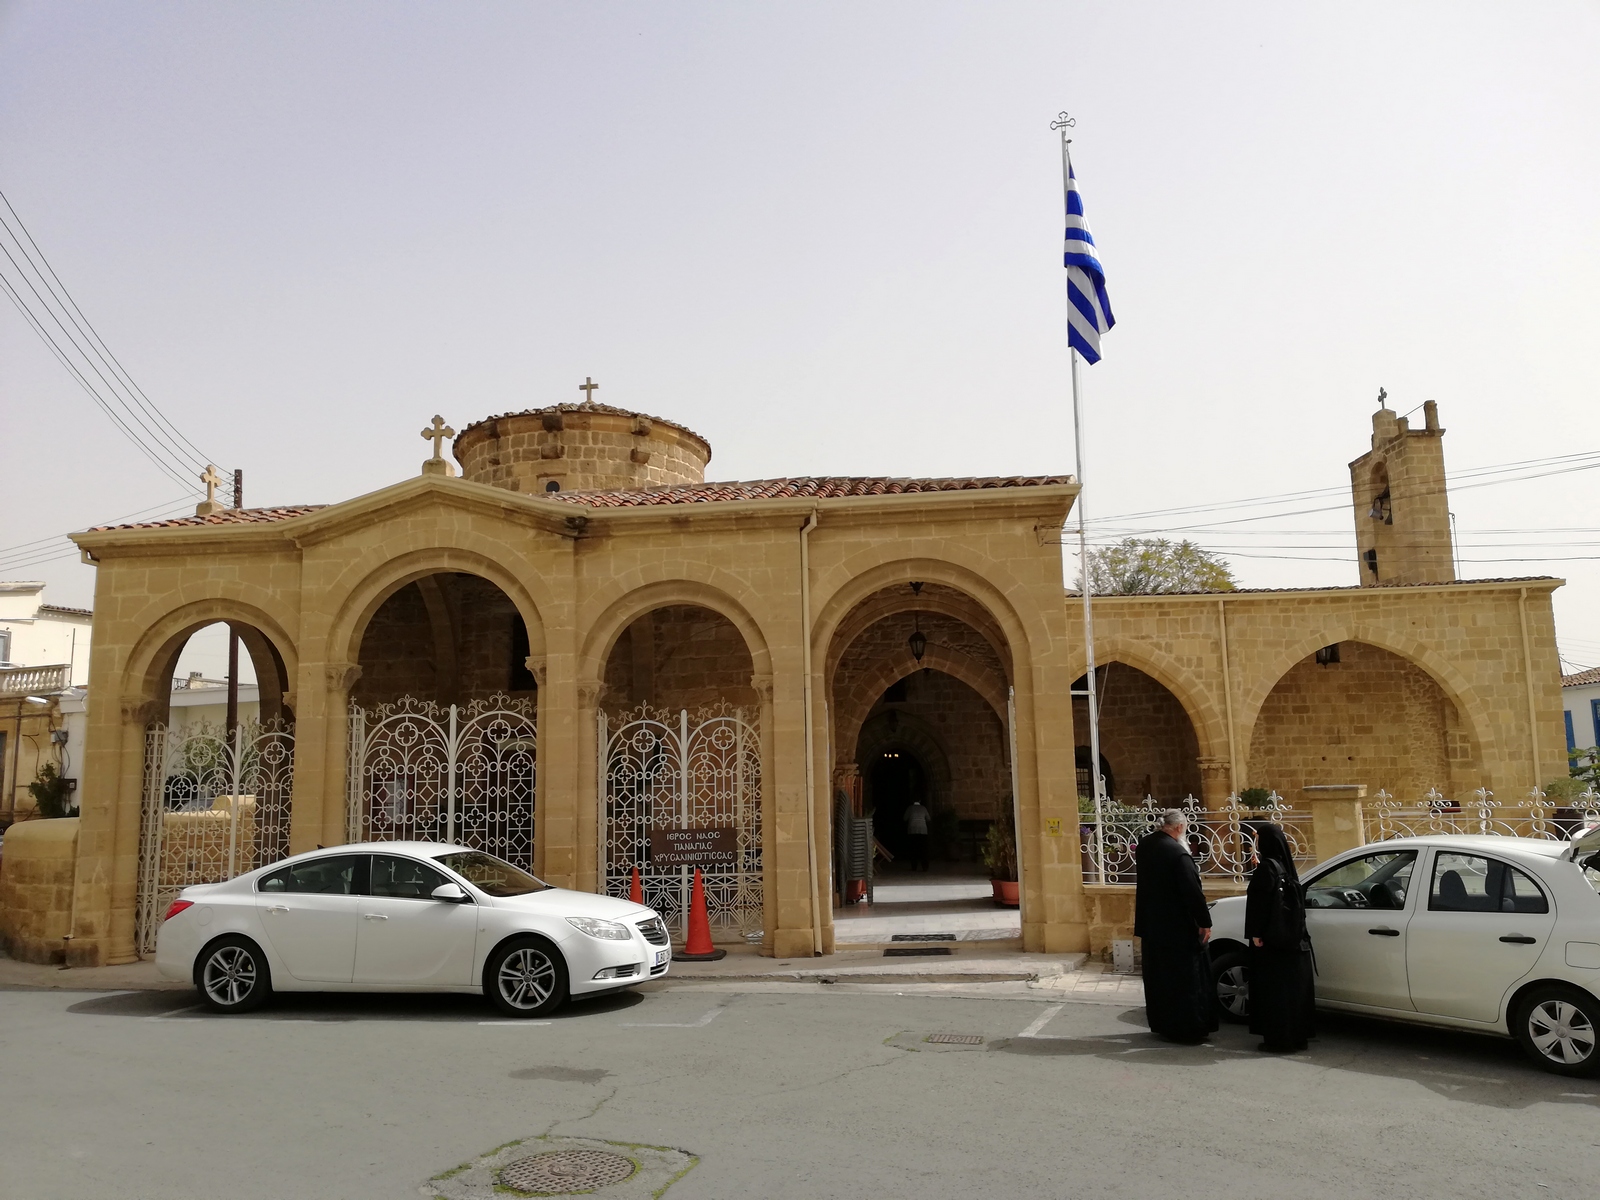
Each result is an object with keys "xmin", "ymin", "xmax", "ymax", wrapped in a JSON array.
[{"xmin": 163, "ymin": 900, "xmax": 193, "ymax": 921}]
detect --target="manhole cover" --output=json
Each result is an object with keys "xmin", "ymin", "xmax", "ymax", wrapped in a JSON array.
[
  {"xmin": 891, "ymin": 933, "xmax": 957, "ymax": 942},
  {"xmin": 925, "ymin": 1032, "xmax": 985, "ymax": 1045},
  {"xmin": 500, "ymin": 1149, "xmax": 636, "ymax": 1193},
  {"xmin": 884, "ymin": 947, "xmax": 952, "ymax": 957}
]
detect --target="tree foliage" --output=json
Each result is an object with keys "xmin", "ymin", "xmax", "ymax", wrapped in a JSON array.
[{"xmin": 1082, "ymin": 537, "xmax": 1238, "ymax": 595}]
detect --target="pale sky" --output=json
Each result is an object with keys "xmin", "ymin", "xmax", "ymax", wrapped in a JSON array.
[{"xmin": 3, "ymin": 2, "xmax": 1598, "ymax": 682}]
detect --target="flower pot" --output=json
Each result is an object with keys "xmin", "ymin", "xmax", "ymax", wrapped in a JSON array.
[{"xmin": 992, "ymin": 879, "xmax": 1020, "ymax": 908}]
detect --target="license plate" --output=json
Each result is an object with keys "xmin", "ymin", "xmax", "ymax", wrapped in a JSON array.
[{"xmin": 654, "ymin": 949, "xmax": 671, "ymax": 966}]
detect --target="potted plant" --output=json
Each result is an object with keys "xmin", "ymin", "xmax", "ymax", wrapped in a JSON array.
[
  {"xmin": 28, "ymin": 764, "xmax": 74, "ymax": 819},
  {"xmin": 983, "ymin": 805, "xmax": 1019, "ymax": 907},
  {"xmin": 1239, "ymin": 787, "xmax": 1273, "ymax": 811}
]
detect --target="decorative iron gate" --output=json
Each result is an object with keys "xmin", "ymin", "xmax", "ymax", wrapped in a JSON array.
[
  {"xmin": 135, "ymin": 718, "xmax": 295, "ymax": 956},
  {"xmin": 347, "ymin": 693, "xmax": 537, "ymax": 869},
  {"xmin": 600, "ymin": 703, "xmax": 762, "ymax": 940}
]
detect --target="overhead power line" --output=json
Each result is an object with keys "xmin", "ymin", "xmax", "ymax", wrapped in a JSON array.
[{"xmin": 0, "ymin": 188, "xmax": 214, "ymax": 491}]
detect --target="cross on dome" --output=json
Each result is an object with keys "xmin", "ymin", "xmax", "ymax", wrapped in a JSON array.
[{"xmin": 579, "ymin": 377, "xmax": 599, "ymax": 405}]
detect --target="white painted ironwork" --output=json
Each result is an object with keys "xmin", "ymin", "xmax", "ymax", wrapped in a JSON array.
[
  {"xmin": 1364, "ymin": 785, "xmax": 1600, "ymax": 843},
  {"xmin": 1078, "ymin": 793, "xmax": 1314, "ymax": 885},
  {"xmin": 347, "ymin": 693, "xmax": 537, "ymax": 868},
  {"xmin": 601, "ymin": 702, "xmax": 762, "ymax": 940},
  {"xmin": 134, "ymin": 717, "xmax": 295, "ymax": 956}
]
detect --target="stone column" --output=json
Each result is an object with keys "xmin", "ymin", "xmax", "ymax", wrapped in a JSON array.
[
  {"xmin": 573, "ymin": 678, "xmax": 602, "ymax": 894},
  {"xmin": 289, "ymin": 662, "xmax": 359, "ymax": 853},
  {"xmin": 1301, "ymin": 784, "xmax": 1368, "ymax": 861},
  {"xmin": 1198, "ymin": 756, "xmax": 1232, "ymax": 809},
  {"xmin": 767, "ymin": 648, "xmax": 817, "ymax": 959},
  {"xmin": 751, "ymin": 673, "xmax": 777, "ymax": 955},
  {"xmin": 73, "ymin": 695, "xmax": 160, "ymax": 966}
]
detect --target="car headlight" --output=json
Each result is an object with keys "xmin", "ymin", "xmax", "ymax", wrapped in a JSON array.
[{"xmin": 566, "ymin": 916, "xmax": 633, "ymax": 941}]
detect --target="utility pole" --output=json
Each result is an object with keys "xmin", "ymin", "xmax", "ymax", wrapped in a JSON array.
[{"xmin": 226, "ymin": 470, "xmax": 242, "ymax": 742}]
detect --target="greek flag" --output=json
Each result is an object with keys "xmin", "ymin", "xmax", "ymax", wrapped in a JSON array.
[{"xmin": 1064, "ymin": 152, "xmax": 1114, "ymax": 364}]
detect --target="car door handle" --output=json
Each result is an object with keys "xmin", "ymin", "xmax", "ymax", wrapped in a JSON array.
[
  {"xmin": 1368, "ymin": 927, "xmax": 1401, "ymax": 937},
  {"xmin": 1499, "ymin": 935, "xmax": 1538, "ymax": 944},
  {"xmin": 362, "ymin": 913, "xmax": 388, "ymax": 921},
  {"xmin": 266, "ymin": 905, "xmax": 290, "ymax": 914}
]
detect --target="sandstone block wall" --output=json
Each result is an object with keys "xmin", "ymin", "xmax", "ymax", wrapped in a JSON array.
[
  {"xmin": 0, "ymin": 817, "xmax": 78, "ymax": 964},
  {"xmin": 454, "ymin": 407, "xmax": 711, "ymax": 495}
]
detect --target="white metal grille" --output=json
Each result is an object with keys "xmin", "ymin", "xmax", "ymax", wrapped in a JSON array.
[
  {"xmin": 1364, "ymin": 786, "xmax": 1600, "ymax": 842},
  {"xmin": 347, "ymin": 693, "xmax": 536, "ymax": 868},
  {"xmin": 601, "ymin": 702, "xmax": 762, "ymax": 940},
  {"xmin": 135, "ymin": 718, "xmax": 295, "ymax": 956},
  {"xmin": 1078, "ymin": 793, "xmax": 1314, "ymax": 885}
]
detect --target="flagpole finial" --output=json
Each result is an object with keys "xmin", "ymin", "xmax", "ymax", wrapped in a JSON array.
[{"xmin": 1050, "ymin": 112, "xmax": 1076, "ymax": 142}]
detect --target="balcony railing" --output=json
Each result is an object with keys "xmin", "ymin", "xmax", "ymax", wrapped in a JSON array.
[{"xmin": 0, "ymin": 663, "xmax": 71, "ymax": 697}]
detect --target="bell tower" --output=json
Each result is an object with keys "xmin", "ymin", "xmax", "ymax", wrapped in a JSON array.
[{"xmin": 1349, "ymin": 396, "xmax": 1455, "ymax": 587}]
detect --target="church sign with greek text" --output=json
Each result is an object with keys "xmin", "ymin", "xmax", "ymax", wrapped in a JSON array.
[{"xmin": 648, "ymin": 826, "xmax": 738, "ymax": 867}]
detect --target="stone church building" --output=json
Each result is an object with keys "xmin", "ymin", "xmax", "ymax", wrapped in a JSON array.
[{"xmin": 58, "ymin": 395, "xmax": 1566, "ymax": 966}]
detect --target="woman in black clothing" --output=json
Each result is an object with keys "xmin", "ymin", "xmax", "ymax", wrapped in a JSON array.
[{"xmin": 1243, "ymin": 821, "xmax": 1315, "ymax": 1053}]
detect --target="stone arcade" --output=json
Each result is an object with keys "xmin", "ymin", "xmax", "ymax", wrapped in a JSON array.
[{"xmin": 49, "ymin": 396, "xmax": 1566, "ymax": 967}]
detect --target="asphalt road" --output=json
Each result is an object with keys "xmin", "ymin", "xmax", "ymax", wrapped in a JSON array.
[{"xmin": 1, "ymin": 979, "xmax": 1594, "ymax": 1199}]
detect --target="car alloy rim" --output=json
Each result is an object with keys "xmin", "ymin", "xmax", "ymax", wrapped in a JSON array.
[
  {"xmin": 1528, "ymin": 1000, "xmax": 1597, "ymax": 1065},
  {"xmin": 499, "ymin": 948, "xmax": 556, "ymax": 1009},
  {"xmin": 203, "ymin": 946, "xmax": 256, "ymax": 1007},
  {"xmin": 1217, "ymin": 965, "xmax": 1249, "ymax": 1016}
]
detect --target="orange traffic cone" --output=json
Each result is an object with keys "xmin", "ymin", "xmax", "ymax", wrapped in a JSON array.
[
  {"xmin": 676, "ymin": 867, "xmax": 726, "ymax": 961},
  {"xmin": 629, "ymin": 866, "xmax": 643, "ymax": 905}
]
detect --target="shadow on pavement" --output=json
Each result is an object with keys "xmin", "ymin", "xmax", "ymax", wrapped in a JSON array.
[
  {"xmin": 65, "ymin": 987, "xmax": 647, "ymax": 1023},
  {"xmin": 997, "ymin": 1006, "xmax": 1600, "ymax": 1110}
]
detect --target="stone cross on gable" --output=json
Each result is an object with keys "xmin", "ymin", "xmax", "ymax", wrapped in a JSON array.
[
  {"xmin": 579, "ymin": 377, "xmax": 599, "ymax": 405},
  {"xmin": 195, "ymin": 464, "xmax": 225, "ymax": 517},
  {"xmin": 420, "ymin": 414, "xmax": 458, "ymax": 477}
]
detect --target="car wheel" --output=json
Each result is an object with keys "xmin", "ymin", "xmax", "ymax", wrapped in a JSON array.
[
  {"xmin": 1211, "ymin": 949, "xmax": 1250, "ymax": 1024},
  {"xmin": 486, "ymin": 937, "xmax": 569, "ymax": 1018},
  {"xmin": 195, "ymin": 935, "xmax": 272, "ymax": 1014},
  {"xmin": 1514, "ymin": 985, "xmax": 1600, "ymax": 1077}
]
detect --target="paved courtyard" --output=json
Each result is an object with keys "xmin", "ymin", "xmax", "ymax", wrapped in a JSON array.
[{"xmin": 1, "ymin": 976, "xmax": 1594, "ymax": 1199}]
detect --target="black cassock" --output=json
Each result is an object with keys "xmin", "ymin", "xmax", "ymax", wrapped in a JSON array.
[
  {"xmin": 1134, "ymin": 830, "xmax": 1218, "ymax": 1043},
  {"xmin": 1244, "ymin": 822, "xmax": 1316, "ymax": 1052}
]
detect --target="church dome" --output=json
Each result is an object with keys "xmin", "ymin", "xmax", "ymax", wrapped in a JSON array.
[{"xmin": 453, "ymin": 399, "xmax": 712, "ymax": 495}]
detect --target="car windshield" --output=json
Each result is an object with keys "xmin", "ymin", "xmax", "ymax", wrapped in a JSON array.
[{"xmin": 432, "ymin": 851, "xmax": 549, "ymax": 897}]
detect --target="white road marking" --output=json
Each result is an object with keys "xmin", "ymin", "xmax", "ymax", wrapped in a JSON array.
[
  {"xmin": 479, "ymin": 1021, "xmax": 554, "ymax": 1026},
  {"xmin": 1017, "ymin": 1004, "xmax": 1064, "ymax": 1039},
  {"xmin": 623, "ymin": 1007, "xmax": 724, "ymax": 1028},
  {"xmin": 144, "ymin": 1006, "xmax": 203, "ymax": 1021}
]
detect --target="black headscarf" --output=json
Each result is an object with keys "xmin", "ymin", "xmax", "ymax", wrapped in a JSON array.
[{"xmin": 1245, "ymin": 821, "xmax": 1299, "ymax": 883}]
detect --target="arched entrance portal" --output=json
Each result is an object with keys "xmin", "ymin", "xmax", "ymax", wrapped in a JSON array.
[
  {"xmin": 347, "ymin": 572, "xmax": 538, "ymax": 868},
  {"xmin": 134, "ymin": 617, "xmax": 296, "ymax": 956},
  {"xmin": 598, "ymin": 604, "xmax": 762, "ymax": 942},
  {"xmin": 1248, "ymin": 640, "xmax": 1484, "ymax": 800}
]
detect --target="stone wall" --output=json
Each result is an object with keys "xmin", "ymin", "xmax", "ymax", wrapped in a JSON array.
[
  {"xmin": 602, "ymin": 605, "xmax": 757, "ymax": 715},
  {"xmin": 856, "ymin": 668, "xmax": 1008, "ymax": 822},
  {"xmin": 1248, "ymin": 641, "xmax": 1472, "ymax": 800},
  {"xmin": 0, "ymin": 817, "xmax": 78, "ymax": 964},
  {"xmin": 1073, "ymin": 663, "xmax": 1201, "ymax": 803}
]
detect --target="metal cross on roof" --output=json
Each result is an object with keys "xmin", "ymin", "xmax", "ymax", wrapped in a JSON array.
[
  {"xmin": 579, "ymin": 376, "xmax": 599, "ymax": 404},
  {"xmin": 421, "ymin": 414, "xmax": 455, "ymax": 461}
]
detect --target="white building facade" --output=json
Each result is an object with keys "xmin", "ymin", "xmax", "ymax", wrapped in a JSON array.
[{"xmin": 1566, "ymin": 667, "xmax": 1600, "ymax": 756}]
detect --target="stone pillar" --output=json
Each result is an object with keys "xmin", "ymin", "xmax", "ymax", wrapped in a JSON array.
[
  {"xmin": 751, "ymin": 673, "xmax": 778, "ymax": 955},
  {"xmin": 1197, "ymin": 756, "xmax": 1232, "ymax": 809},
  {"xmin": 573, "ymin": 678, "xmax": 602, "ymax": 894},
  {"xmin": 768, "ymin": 648, "xmax": 817, "ymax": 959},
  {"xmin": 1301, "ymin": 784, "xmax": 1368, "ymax": 861},
  {"xmin": 289, "ymin": 662, "xmax": 359, "ymax": 853}
]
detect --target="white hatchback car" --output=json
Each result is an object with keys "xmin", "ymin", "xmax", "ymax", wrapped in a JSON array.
[
  {"xmin": 1208, "ymin": 831, "xmax": 1600, "ymax": 1075},
  {"xmin": 156, "ymin": 842, "xmax": 671, "ymax": 1017}
]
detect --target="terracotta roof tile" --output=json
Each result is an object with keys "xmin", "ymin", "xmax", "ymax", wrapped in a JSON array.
[
  {"xmin": 455, "ymin": 402, "xmax": 711, "ymax": 451},
  {"xmin": 90, "ymin": 505, "xmax": 327, "ymax": 531},
  {"xmin": 1564, "ymin": 666, "xmax": 1600, "ymax": 687},
  {"xmin": 549, "ymin": 475, "xmax": 1075, "ymax": 507}
]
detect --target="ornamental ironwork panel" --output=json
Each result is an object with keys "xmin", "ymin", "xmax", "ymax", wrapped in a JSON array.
[
  {"xmin": 134, "ymin": 718, "xmax": 295, "ymax": 957},
  {"xmin": 1078, "ymin": 794, "xmax": 1314, "ymax": 885},
  {"xmin": 601, "ymin": 702, "xmax": 762, "ymax": 940},
  {"xmin": 1363, "ymin": 786, "xmax": 1600, "ymax": 843},
  {"xmin": 347, "ymin": 694, "xmax": 537, "ymax": 870}
]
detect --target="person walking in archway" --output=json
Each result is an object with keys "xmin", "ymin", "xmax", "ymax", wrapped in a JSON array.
[
  {"xmin": 1135, "ymin": 809, "xmax": 1217, "ymax": 1043},
  {"xmin": 1244, "ymin": 821, "xmax": 1315, "ymax": 1053},
  {"xmin": 904, "ymin": 799, "xmax": 932, "ymax": 872}
]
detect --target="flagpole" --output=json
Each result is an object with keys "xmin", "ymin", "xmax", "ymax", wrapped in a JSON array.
[{"xmin": 1056, "ymin": 116, "xmax": 1108, "ymax": 881}]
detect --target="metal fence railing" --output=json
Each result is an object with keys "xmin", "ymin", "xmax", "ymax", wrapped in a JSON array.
[{"xmin": 1078, "ymin": 794, "xmax": 1315, "ymax": 886}]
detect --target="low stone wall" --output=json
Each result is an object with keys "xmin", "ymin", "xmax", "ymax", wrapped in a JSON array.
[
  {"xmin": 0, "ymin": 818, "xmax": 79, "ymax": 964},
  {"xmin": 1082, "ymin": 880, "xmax": 1247, "ymax": 956}
]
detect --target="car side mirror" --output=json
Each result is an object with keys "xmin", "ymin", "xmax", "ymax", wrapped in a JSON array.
[{"xmin": 431, "ymin": 883, "xmax": 470, "ymax": 903}]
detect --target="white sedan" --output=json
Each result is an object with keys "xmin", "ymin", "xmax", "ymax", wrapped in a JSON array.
[
  {"xmin": 156, "ymin": 842, "xmax": 671, "ymax": 1017},
  {"xmin": 1208, "ymin": 830, "xmax": 1600, "ymax": 1076}
]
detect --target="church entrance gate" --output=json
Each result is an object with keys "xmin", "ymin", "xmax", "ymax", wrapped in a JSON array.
[
  {"xmin": 135, "ymin": 718, "xmax": 295, "ymax": 957},
  {"xmin": 599, "ymin": 703, "xmax": 762, "ymax": 941},
  {"xmin": 347, "ymin": 693, "xmax": 537, "ymax": 869}
]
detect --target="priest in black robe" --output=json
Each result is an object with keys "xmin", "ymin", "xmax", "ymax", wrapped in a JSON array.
[{"xmin": 1134, "ymin": 809, "xmax": 1218, "ymax": 1043}]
